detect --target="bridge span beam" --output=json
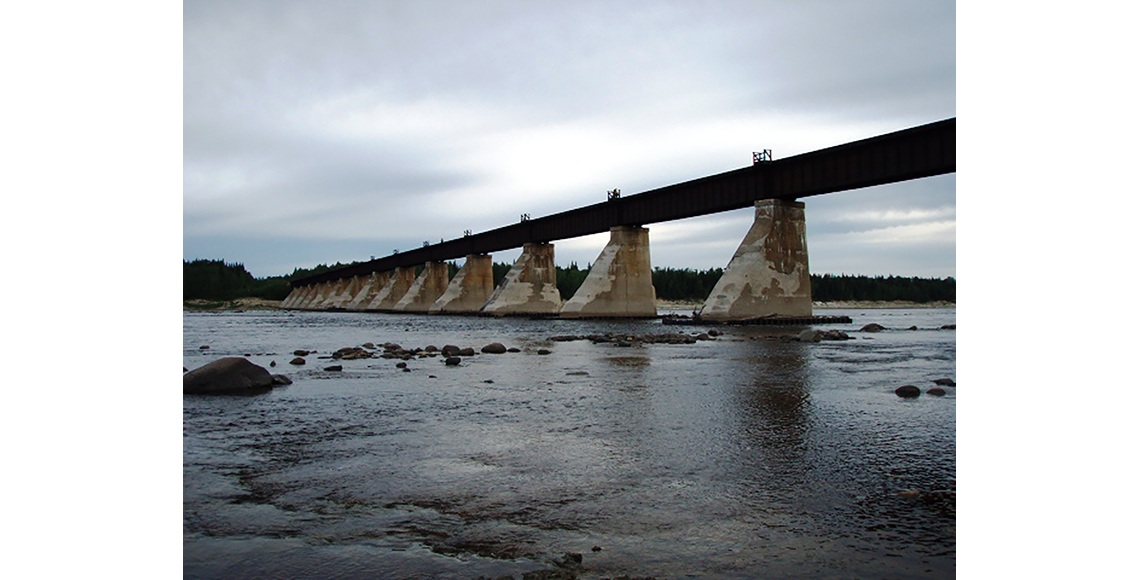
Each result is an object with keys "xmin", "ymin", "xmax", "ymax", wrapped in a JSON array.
[
  {"xmin": 561, "ymin": 226, "xmax": 656, "ymax": 318},
  {"xmin": 699, "ymin": 199, "xmax": 812, "ymax": 320},
  {"xmin": 482, "ymin": 242, "xmax": 562, "ymax": 316},
  {"xmin": 431, "ymin": 254, "xmax": 494, "ymax": 313}
]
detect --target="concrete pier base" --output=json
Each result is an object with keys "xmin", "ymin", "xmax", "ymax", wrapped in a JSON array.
[
  {"xmin": 281, "ymin": 287, "xmax": 303, "ymax": 308},
  {"xmin": 699, "ymin": 199, "xmax": 812, "ymax": 320},
  {"xmin": 365, "ymin": 267, "xmax": 417, "ymax": 311},
  {"xmin": 393, "ymin": 262, "xmax": 450, "ymax": 312},
  {"xmin": 325, "ymin": 276, "xmax": 363, "ymax": 309},
  {"xmin": 291, "ymin": 285, "xmax": 316, "ymax": 309},
  {"xmin": 430, "ymin": 254, "xmax": 494, "ymax": 313},
  {"xmin": 346, "ymin": 272, "xmax": 390, "ymax": 311},
  {"xmin": 481, "ymin": 242, "xmax": 562, "ymax": 316},
  {"xmin": 561, "ymin": 226, "xmax": 657, "ymax": 318},
  {"xmin": 305, "ymin": 281, "xmax": 336, "ymax": 310}
]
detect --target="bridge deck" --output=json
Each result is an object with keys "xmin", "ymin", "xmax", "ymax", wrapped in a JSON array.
[{"xmin": 294, "ymin": 118, "xmax": 954, "ymax": 287}]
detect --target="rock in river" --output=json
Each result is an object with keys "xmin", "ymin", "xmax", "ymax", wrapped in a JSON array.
[
  {"xmin": 184, "ymin": 357, "xmax": 275, "ymax": 395},
  {"xmin": 796, "ymin": 329, "xmax": 823, "ymax": 342},
  {"xmin": 895, "ymin": 385, "xmax": 922, "ymax": 398},
  {"xmin": 481, "ymin": 342, "xmax": 507, "ymax": 354},
  {"xmin": 861, "ymin": 323, "xmax": 886, "ymax": 333}
]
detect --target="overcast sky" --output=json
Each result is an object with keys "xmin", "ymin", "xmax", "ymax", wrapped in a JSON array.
[{"xmin": 184, "ymin": 0, "xmax": 955, "ymax": 279}]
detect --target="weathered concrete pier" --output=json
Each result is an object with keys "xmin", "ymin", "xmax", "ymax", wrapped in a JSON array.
[{"xmin": 282, "ymin": 119, "xmax": 955, "ymax": 319}]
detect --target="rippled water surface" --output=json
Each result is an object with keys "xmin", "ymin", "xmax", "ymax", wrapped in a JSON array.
[{"xmin": 184, "ymin": 308, "xmax": 955, "ymax": 579}]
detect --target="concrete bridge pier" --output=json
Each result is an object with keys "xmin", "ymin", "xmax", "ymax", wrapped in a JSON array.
[
  {"xmin": 303, "ymin": 281, "xmax": 335, "ymax": 310},
  {"xmin": 281, "ymin": 287, "xmax": 304, "ymax": 308},
  {"xmin": 312, "ymin": 280, "xmax": 339, "ymax": 309},
  {"xmin": 325, "ymin": 275, "xmax": 364, "ymax": 309},
  {"xmin": 560, "ymin": 226, "xmax": 656, "ymax": 318},
  {"xmin": 346, "ymin": 272, "xmax": 390, "ymax": 311},
  {"xmin": 699, "ymin": 199, "xmax": 812, "ymax": 320},
  {"xmin": 365, "ymin": 266, "xmax": 417, "ymax": 311},
  {"xmin": 481, "ymin": 242, "xmax": 562, "ymax": 316},
  {"xmin": 430, "ymin": 254, "xmax": 494, "ymax": 313},
  {"xmin": 291, "ymin": 284, "xmax": 318, "ymax": 309},
  {"xmin": 393, "ymin": 261, "xmax": 450, "ymax": 312}
]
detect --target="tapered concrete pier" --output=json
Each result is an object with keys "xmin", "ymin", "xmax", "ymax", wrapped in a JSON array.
[
  {"xmin": 346, "ymin": 272, "xmax": 391, "ymax": 310},
  {"xmin": 430, "ymin": 254, "xmax": 494, "ymax": 313},
  {"xmin": 325, "ymin": 275, "xmax": 364, "ymax": 309},
  {"xmin": 365, "ymin": 266, "xmax": 417, "ymax": 311},
  {"xmin": 393, "ymin": 262, "xmax": 450, "ymax": 312},
  {"xmin": 482, "ymin": 242, "xmax": 562, "ymax": 316},
  {"xmin": 699, "ymin": 199, "xmax": 812, "ymax": 320},
  {"xmin": 561, "ymin": 226, "xmax": 656, "ymax": 318}
]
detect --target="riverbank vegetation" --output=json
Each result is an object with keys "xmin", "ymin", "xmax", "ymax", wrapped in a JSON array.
[{"xmin": 184, "ymin": 259, "xmax": 955, "ymax": 304}]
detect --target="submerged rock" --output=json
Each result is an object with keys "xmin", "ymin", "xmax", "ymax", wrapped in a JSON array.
[
  {"xmin": 933, "ymin": 378, "xmax": 956, "ymax": 386},
  {"xmin": 333, "ymin": 347, "xmax": 371, "ymax": 360},
  {"xmin": 289, "ymin": 357, "xmax": 306, "ymax": 365},
  {"xmin": 927, "ymin": 387, "xmax": 947, "ymax": 396},
  {"xmin": 796, "ymin": 329, "xmax": 823, "ymax": 342},
  {"xmin": 861, "ymin": 323, "xmax": 886, "ymax": 333},
  {"xmin": 443, "ymin": 357, "xmax": 461, "ymax": 366},
  {"xmin": 184, "ymin": 357, "xmax": 275, "ymax": 395}
]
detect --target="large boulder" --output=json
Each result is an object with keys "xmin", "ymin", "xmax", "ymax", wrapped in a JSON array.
[
  {"xmin": 184, "ymin": 357, "xmax": 275, "ymax": 395},
  {"xmin": 481, "ymin": 342, "xmax": 507, "ymax": 354},
  {"xmin": 895, "ymin": 385, "xmax": 922, "ymax": 398}
]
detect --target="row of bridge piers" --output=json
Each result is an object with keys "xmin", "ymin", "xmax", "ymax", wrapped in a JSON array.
[{"xmin": 282, "ymin": 199, "xmax": 814, "ymax": 321}]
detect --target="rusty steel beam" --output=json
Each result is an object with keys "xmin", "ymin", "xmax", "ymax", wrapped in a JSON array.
[{"xmin": 293, "ymin": 118, "xmax": 954, "ymax": 287}]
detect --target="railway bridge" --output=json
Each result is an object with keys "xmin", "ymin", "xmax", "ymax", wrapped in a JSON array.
[{"xmin": 282, "ymin": 118, "xmax": 955, "ymax": 320}]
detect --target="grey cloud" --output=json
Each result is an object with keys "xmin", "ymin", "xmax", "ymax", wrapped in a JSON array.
[{"xmin": 184, "ymin": 0, "xmax": 954, "ymax": 277}]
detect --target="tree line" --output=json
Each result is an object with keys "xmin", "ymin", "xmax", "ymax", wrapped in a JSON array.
[{"xmin": 184, "ymin": 259, "xmax": 954, "ymax": 303}]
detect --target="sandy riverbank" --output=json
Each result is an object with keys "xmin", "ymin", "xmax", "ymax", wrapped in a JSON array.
[{"xmin": 183, "ymin": 298, "xmax": 284, "ymax": 311}]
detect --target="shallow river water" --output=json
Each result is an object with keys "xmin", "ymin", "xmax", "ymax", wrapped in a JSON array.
[{"xmin": 184, "ymin": 308, "xmax": 955, "ymax": 579}]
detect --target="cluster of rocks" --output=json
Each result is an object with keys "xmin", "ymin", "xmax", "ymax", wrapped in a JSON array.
[
  {"xmin": 285, "ymin": 341, "xmax": 531, "ymax": 370},
  {"xmin": 549, "ymin": 330, "xmax": 721, "ymax": 346},
  {"xmin": 895, "ymin": 378, "xmax": 956, "ymax": 398},
  {"xmin": 861, "ymin": 322, "xmax": 956, "ymax": 332}
]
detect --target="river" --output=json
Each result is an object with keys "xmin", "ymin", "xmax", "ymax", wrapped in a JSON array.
[{"xmin": 184, "ymin": 307, "xmax": 955, "ymax": 579}]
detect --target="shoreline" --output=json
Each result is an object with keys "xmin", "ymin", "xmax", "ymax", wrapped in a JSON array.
[{"xmin": 185, "ymin": 298, "xmax": 955, "ymax": 312}]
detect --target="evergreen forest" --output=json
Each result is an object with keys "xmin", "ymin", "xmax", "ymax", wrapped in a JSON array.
[{"xmin": 185, "ymin": 259, "xmax": 955, "ymax": 304}]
